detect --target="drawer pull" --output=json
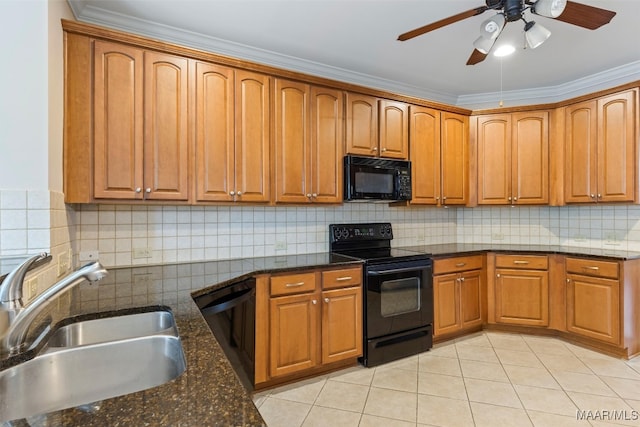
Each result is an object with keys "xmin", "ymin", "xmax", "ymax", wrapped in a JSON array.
[
  {"xmin": 513, "ymin": 260, "xmax": 529, "ymax": 265},
  {"xmin": 285, "ymin": 282, "xmax": 305, "ymax": 287},
  {"xmin": 455, "ymin": 263, "xmax": 466, "ymax": 267},
  {"xmin": 336, "ymin": 276, "xmax": 353, "ymax": 281},
  {"xmin": 583, "ymin": 266, "xmax": 600, "ymax": 271}
]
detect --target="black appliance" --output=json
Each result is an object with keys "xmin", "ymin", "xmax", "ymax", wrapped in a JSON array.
[
  {"xmin": 329, "ymin": 223, "xmax": 433, "ymax": 367},
  {"xmin": 343, "ymin": 155, "xmax": 412, "ymax": 202}
]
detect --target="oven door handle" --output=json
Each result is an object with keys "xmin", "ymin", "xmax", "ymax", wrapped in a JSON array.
[{"xmin": 368, "ymin": 265, "xmax": 430, "ymax": 276}]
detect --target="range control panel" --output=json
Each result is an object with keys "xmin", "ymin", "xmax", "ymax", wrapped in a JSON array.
[{"xmin": 329, "ymin": 223, "xmax": 393, "ymax": 243}]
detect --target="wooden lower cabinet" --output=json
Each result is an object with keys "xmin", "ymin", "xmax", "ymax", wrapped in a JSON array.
[{"xmin": 321, "ymin": 286, "xmax": 363, "ymax": 364}]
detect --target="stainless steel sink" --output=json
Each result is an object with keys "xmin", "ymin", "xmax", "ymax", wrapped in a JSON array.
[
  {"xmin": 0, "ymin": 310, "xmax": 186, "ymax": 422},
  {"xmin": 44, "ymin": 310, "xmax": 178, "ymax": 349}
]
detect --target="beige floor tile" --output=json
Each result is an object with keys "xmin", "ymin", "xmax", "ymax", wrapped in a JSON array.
[
  {"xmin": 315, "ymin": 380, "xmax": 370, "ymax": 412},
  {"xmin": 258, "ymin": 397, "xmax": 311, "ymax": 427},
  {"xmin": 464, "ymin": 378, "xmax": 522, "ymax": 409},
  {"xmin": 364, "ymin": 387, "xmax": 418, "ymax": 423},
  {"xmin": 524, "ymin": 336, "xmax": 575, "ymax": 357},
  {"xmin": 470, "ymin": 401, "xmax": 533, "ymax": 427},
  {"xmin": 372, "ymin": 367, "xmax": 418, "ymax": 393},
  {"xmin": 537, "ymin": 353, "xmax": 592, "ymax": 374},
  {"xmin": 455, "ymin": 332, "xmax": 492, "ymax": 348},
  {"xmin": 514, "ymin": 384, "xmax": 578, "ymax": 417},
  {"xmin": 527, "ymin": 410, "xmax": 589, "ymax": 427},
  {"xmin": 419, "ymin": 354, "xmax": 462, "ymax": 376},
  {"xmin": 486, "ymin": 332, "xmax": 532, "ymax": 352},
  {"xmin": 252, "ymin": 393, "xmax": 268, "ymax": 408},
  {"xmin": 552, "ymin": 370, "xmax": 617, "ymax": 397},
  {"xmin": 455, "ymin": 344, "xmax": 499, "ymax": 363},
  {"xmin": 503, "ymin": 364, "xmax": 561, "ymax": 389},
  {"xmin": 329, "ymin": 366, "xmax": 375, "ymax": 386},
  {"xmin": 625, "ymin": 399, "xmax": 640, "ymax": 412},
  {"xmin": 417, "ymin": 371, "xmax": 468, "ymax": 400},
  {"xmin": 376, "ymin": 355, "xmax": 419, "ymax": 372},
  {"xmin": 581, "ymin": 356, "xmax": 640, "ymax": 380},
  {"xmin": 427, "ymin": 342, "xmax": 458, "ymax": 359},
  {"xmin": 301, "ymin": 406, "xmax": 362, "ymax": 427},
  {"xmin": 460, "ymin": 359, "xmax": 509, "ymax": 382},
  {"xmin": 269, "ymin": 376, "xmax": 327, "ymax": 404},
  {"xmin": 599, "ymin": 376, "xmax": 640, "ymax": 401},
  {"xmin": 417, "ymin": 394, "xmax": 474, "ymax": 426},
  {"xmin": 566, "ymin": 342, "xmax": 616, "ymax": 360},
  {"xmin": 359, "ymin": 414, "xmax": 416, "ymax": 427},
  {"xmin": 495, "ymin": 348, "xmax": 544, "ymax": 368}
]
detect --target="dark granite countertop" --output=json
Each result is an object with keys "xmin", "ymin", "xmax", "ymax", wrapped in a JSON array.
[{"xmin": 0, "ymin": 252, "xmax": 361, "ymax": 426}]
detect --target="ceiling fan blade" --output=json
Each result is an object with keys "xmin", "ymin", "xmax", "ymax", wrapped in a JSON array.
[
  {"xmin": 398, "ymin": 6, "xmax": 488, "ymax": 41},
  {"xmin": 466, "ymin": 49, "xmax": 488, "ymax": 65},
  {"xmin": 554, "ymin": 1, "xmax": 616, "ymax": 30}
]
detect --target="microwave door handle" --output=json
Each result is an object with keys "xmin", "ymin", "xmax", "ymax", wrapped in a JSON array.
[
  {"xmin": 199, "ymin": 287, "xmax": 255, "ymax": 316},
  {"xmin": 368, "ymin": 266, "xmax": 430, "ymax": 276}
]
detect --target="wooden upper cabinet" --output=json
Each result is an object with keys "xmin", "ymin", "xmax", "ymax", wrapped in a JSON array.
[
  {"xmin": 441, "ymin": 112, "xmax": 469, "ymax": 206},
  {"xmin": 409, "ymin": 106, "xmax": 440, "ymax": 205},
  {"xmin": 477, "ymin": 111, "xmax": 549, "ymax": 205},
  {"xmin": 274, "ymin": 79, "xmax": 343, "ymax": 204},
  {"xmin": 195, "ymin": 63, "xmax": 270, "ymax": 203},
  {"xmin": 143, "ymin": 51, "xmax": 189, "ymax": 201},
  {"xmin": 565, "ymin": 89, "xmax": 637, "ymax": 203},
  {"xmin": 345, "ymin": 92, "xmax": 378, "ymax": 157},
  {"xmin": 378, "ymin": 100, "xmax": 408, "ymax": 159},
  {"xmin": 93, "ymin": 40, "xmax": 144, "ymax": 200}
]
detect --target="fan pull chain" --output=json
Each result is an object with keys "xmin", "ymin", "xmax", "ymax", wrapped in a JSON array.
[{"xmin": 499, "ymin": 57, "xmax": 504, "ymax": 107}]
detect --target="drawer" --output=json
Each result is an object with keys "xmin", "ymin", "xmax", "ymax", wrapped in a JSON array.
[
  {"xmin": 270, "ymin": 272, "xmax": 317, "ymax": 296},
  {"xmin": 322, "ymin": 267, "xmax": 362, "ymax": 290},
  {"xmin": 495, "ymin": 254, "xmax": 548, "ymax": 270},
  {"xmin": 434, "ymin": 255, "xmax": 483, "ymax": 275},
  {"xmin": 566, "ymin": 258, "xmax": 619, "ymax": 279}
]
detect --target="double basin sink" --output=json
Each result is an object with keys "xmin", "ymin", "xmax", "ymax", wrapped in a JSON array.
[{"xmin": 0, "ymin": 308, "xmax": 186, "ymax": 422}]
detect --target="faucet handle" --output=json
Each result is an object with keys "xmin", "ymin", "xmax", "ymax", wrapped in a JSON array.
[{"xmin": 0, "ymin": 252, "xmax": 49, "ymax": 304}]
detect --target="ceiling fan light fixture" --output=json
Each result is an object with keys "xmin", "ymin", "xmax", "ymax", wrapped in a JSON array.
[
  {"xmin": 473, "ymin": 35, "xmax": 495, "ymax": 54},
  {"xmin": 480, "ymin": 14, "xmax": 505, "ymax": 40},
  {"xmin": 532, "ymin": 0, "xmax": 567, "ymax": 18},
  {"xmin": 524, "ymin": 21, "xmax": 551, "ymax": 49}
]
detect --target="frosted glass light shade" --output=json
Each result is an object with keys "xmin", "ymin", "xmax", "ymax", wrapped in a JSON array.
[
  {"xmin": 473, "ymin": 35, "xmax": 495, "ymax": 54},
  {"xmin": 525, "ymin": 21, "xmax": 551, "ymax": 49},
  {"xmin": 533, "ymin": 0, "xmax": 567, "ymax": 18},
  {"xmin": 480, "ymin": 14, "xmax": 505, "ymax": 40}
]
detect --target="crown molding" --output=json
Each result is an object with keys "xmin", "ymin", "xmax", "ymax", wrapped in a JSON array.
[{"xmin": 72, "ymin": 4, "xmax": 640, "ymax": 109}]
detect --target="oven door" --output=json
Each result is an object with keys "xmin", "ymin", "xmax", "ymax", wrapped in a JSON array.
[{"xmin": 365, "ymin": 259, "xmax": 433, "ymax": 339}]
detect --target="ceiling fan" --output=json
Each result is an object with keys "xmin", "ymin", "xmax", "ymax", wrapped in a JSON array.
[{"xmin": 398, "ymin": 0, "xmax": 616, "ymax": 65}]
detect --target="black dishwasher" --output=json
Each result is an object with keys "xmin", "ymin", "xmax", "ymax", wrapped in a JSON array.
[{"xmin": 194, "ymin": 278, "xmax": 256, "ymax": 391}]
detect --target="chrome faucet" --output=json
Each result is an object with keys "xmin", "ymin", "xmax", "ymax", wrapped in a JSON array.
[
  {"xmin": 0, "ymin": 260, "xmax": 108, "ymax": 355},
  {"xmin": 0, "ymin": 252, "xmax": 49, "ymax": 307}
]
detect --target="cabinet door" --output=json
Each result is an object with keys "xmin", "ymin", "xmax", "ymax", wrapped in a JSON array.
[
  {"xmin": 235, "ymin": 70, "xmax": 271, "ymax": 202},
  {"xmin": 597, "ymin": 90, "xmax": 637, "ymax": 202},
  {"xmin": 409, "ymin": 106, "xmax": 440, "ymax": 205},
  {"xmin": 194, "ymin": 62, "xmax": 234, "ymax": 202},
  {"xmin": 379, "ymin": 100, "xmax": 408, "ymax": 159},
  {"xmin": 495, "ymin": 269, "xmax": 549, "ymax": 326},
  {"xmin": 477, "ymin": 115, "xmax": 512, "ymax": 204},
  {"xmin": 512, "ymin": 111, "xmax": 549, "ymax": 204},
  {"xmin": 433, "ymin": 273, "xmax": 460, "ymax": 337},
  {"xmin": 321, "ymin": 286, "xmax": 362, "ymax": 364},
  {"xmin": 310, "ymin": 87, "xmax": 343, "ymax": 203},
  {"xmin": 93, "ymin": 40, "xmax": 144, "ymax": 200},
  {"xmin": 441, "ymin": 112, "xmax": 469, "ymax": 205},
  {"xmin": 460, "ymin": 270, "xmax": 483, "ymax": 329},
  {"xmin": 564, "ymin": 100, "xmax": 598, "ymax": 203},
  {"xmin": 345, "ymin": 93, "xmax": 378, "ymax": 157},
  {"xmin": 143, "ymin": 51, "xmax": 189, "ymax": 201},
  {"xmin": 269, "ymin": 293, "xmax": 320, "ymax": 378},
  {"xmin": 274, "ymin": 79, "xmax": 310, "ymax": 203},
  {"xmin": 566, "ymin": 274, "xmax": 620, "ymax": 345}
]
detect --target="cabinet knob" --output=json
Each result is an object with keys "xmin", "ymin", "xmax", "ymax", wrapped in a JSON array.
[
  {"xmin": 145, "ymin": 188, "xmax": 151, "ymax": 193},
  {"xmin": 135, "ymin": 188, "xmax": 142, "ymax": 193},
  {"xmin": 508, "ymin": 196, "xmax": 512, "ymax": 201},
  {"xmin": 237, "ymin": 191, "xmax": 242, "ymax": 196},
  {"xmin": 460, "ymin": 277, "xmax": 465, "ymax": 282},
  {"xmin": 496, "ymin": 274, "xmax": 501, "ymax": 278},
  {"xmin": 229, "ymin": 191, "xmax": 235, "ymax": 196},
  {"xmin": 306, "ymin": 193, "xmax": 312, "ymax": 198},
  {"xmin": 590, "ymin": 194, "xmax": 596, "ymax": 199},
  {"xmin": 513, "ymin": 197, "xmax": 518, "ymax": 202},
  {"xmin": 442, "ymin": 196, "xmax": 447, "ymax": 201},
  {"xmin": 381, "ymin": 147, "xmax": 387, "ymax": 152},
  {"xmin": 567, "ymin": 278, "xmax": 570, "ymax": 283},
  {"xmin": 312, "ymin": 299, "xmax": 317, "ymax": 305},
  {"xmin": 597, "ymin": 194, "xmax": 602, "ymax": 199},
  {"xmin": 324, "ymin": 298, "xmax": 330, "ymax": 303},
  {"xmin": 372, "ymin": 147, "xmax": 378, "ymax": 152},
  {"xmin": 436, "ymin": 196, "xmax": 440, "ymax": 201},
  {"xmin": 312, "ymin": 193, "xmax": 317, "ymax": 198}
]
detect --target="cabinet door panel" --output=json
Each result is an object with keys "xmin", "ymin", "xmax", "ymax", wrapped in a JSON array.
[
  {"xmin": 409, "ymin": 106, "xmax": 440, "ymax": 205},
  {"xmin": 379, "ymin": 100, "xmax": 408, "ymax": 159},
  {"xmin": 567, "ymin": 274, "xmax": 620, "ymax": 344},
  {"xmin": 195, "ymin": 62, "xmax": 234, "ymax": 202},
  {"xmin": 235, "ymin": 70, "xmax": 271, "ymax": 202},
  {"xmin": 322, "ymin": 287, "xmax": 362, "ymax": 364},
  {"xmin": 143, "ymin": 52, "xmax": 189, "ymax": 200},
  {"xmin": 274, "ymin": 79, "xmax": 309, "ymax": 203},
  {"xmin": 441, "ymin": 112, "xmax": 469, "ymax": 205},
  {"xmin": 460, "ymin": 271, "xmax": 483, "ymax": 328},
  {"xmin": 565, "ymin": 101, "xmax": 598, "ymax": 203},
  {"xmin": 93, "ymin": 41, "xmax": 144, "ymax": 200},
  {"xmin": 495, "ymin": 269, "xmax": 549, "ymax": 326},
  {"xmin": 477, "ymin": 115, "xmax": 511, "ymax": 204},
  {"xmin": 512, "ymin": 112, "xmax": 549, "ymax": 204},
  {"xmin": 345, "ymin": 93, "xmax": 378, "ymax": 156},
  {"xmin": 269, "ymin": 293, "xmax": 319, "ymax": 378},
  {"xmin": 311, "ymin": 87, "xmax": 343, "ymax": 203},
  {"xmin": 598, "ymin": 90, "xmax": 637, "ymax": 202},
  {"xmin": 433, "ymin": 273, "xmax": 460, "ymax": 336}
]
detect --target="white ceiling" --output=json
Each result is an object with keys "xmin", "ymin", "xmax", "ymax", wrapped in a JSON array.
[{"xmin": 67, "ymin": 0, "xmax": 640, "ymax": 108}]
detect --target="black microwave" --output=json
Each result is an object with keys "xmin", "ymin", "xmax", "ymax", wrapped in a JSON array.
[{"xmin": 344, "ymin": 155, "xmax": 412, "ymax": 202}]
